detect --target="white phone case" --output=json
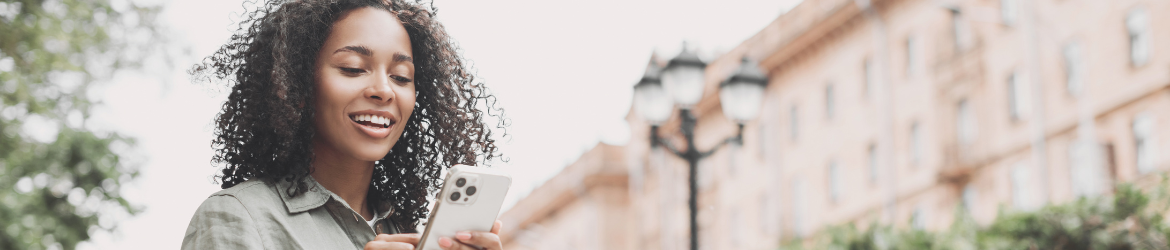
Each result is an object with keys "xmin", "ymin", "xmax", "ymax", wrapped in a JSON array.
[{"xmin": 416, "ymin": 165, "xmax": 511, "ymax": 250}]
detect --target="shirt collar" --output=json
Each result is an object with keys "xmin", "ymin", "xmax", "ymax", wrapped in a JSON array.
[
  {"xmin": 276, "ymin": 176, "xmax": 332, "ymax": 214},
  {"xmin": 276, "ymin": 176, "xmax": 394, "ymax": 220}
]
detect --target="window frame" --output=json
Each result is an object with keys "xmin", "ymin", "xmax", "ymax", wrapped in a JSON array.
[
  {"xmin": 828, "ymin": 160, "xmax": 840, "ymax": 203},
  {"xmin": 1133, "ymin": 114, "xmax": 1157, "ymax": 174},
  {"xmin": 825, "ymin": 83, "xmax": 835, "ymax": 120},
  {"xmin": 1063, "ymin": 41, "xmax": 1083, "ymax": 96},
  {"xmin": 1127, "ymin": 8, "xmax": 1151, "ymax": 67},
  {"xmin": 790, "ymin": 104, "xmax": 800, "ymax": 143},
  {"xmin": 957, "ymin": 99, "xmax": 978, "ymax": 145}
]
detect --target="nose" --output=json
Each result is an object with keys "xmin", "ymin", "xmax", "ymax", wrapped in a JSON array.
[{"xmin": 364, "ymin": 74, "xmax": 395, "ymax": 104}]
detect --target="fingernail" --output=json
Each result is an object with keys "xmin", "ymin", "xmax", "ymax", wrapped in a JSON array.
[
  {"xmin": 439, "ymin": 237, "xmax": 452, "ymax": 248},
  {"xmin": 456, "ymin": 232, "xmax": 471, "ymax": 240}
]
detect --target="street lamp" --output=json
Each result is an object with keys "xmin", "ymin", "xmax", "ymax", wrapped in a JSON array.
[
  {"xmin": 633, "ymin": 48, "xmax": 769, "ymax": 250},
  {"xmin": 661, "ymin": 46, "xmax": 707, "ymax": 108},
  {"xmin": 634, "ymin": 59, "xmax": 672, "ymax": 125},
  {"xmin": 720, "ymin": 57, "xmax": 768, "ymax": 123}
]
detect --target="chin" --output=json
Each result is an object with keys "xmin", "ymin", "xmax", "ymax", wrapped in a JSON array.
[{"xmin": 353, "ymin": 147, "xmax": 394, "ymax": 162}]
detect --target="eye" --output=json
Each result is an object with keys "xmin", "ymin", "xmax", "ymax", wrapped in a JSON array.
[
  {"xmin": 391, "ymin": 75, "xmax": 413, "ymax": 84},
  {"xmin": 339, "ymin": 67, "xmax": 365, "ymax": 75}
]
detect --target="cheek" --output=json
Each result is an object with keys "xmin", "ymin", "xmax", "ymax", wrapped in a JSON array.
[
  {"xmin": 315, "ymin": 76, "xmax": 355, "ymax": 110},
  {"xmin": 400, "ymin": 88, "xmax": 417, "ymax": 118},
  {"xmin": 313, "ymin": 76, "xmax": 358, "ymax": 133}
]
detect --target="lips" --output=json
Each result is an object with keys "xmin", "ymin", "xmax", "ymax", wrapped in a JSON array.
[{"xmin": 348, "ymin": 110, "xmax": 396, "ymax": 138}]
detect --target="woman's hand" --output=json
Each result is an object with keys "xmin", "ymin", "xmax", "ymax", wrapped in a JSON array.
[
  {"xmin": 438, "ymin": 220, "xmax": 504, "ymax": 250},
  {"xmin": 364, "ymin": 233, "xmax": 421, "ymax": 250}
]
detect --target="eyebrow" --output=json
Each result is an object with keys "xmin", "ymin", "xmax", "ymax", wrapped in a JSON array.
[
  {"xmin": 393, "ymin": 53, "xmax": 413, "ymax": 63},
  {"xmin": 334, "ymin": 45, "xmax": 372, "ymax": 56},
  {"xmin": 333, "ymin": 45, "xmax": 413, "ymax": 64}
]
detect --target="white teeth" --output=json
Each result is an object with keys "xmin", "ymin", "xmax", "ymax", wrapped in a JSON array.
[{"xmin": 353, "ymin": 114, "xmax": 391, "ymax": 127}]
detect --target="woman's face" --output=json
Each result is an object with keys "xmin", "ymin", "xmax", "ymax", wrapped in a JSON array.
[{"xmin": 312, "ymin": 7, "xmax": 415, "ymax": 162}]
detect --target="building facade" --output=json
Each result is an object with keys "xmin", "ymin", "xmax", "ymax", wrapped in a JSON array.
[
  {"xmin": 498, "ymin": 143, "xmax": 635, "ymax": 250},
  {"xmin": 501, "ymin": 0, "xmax": 1170, "ymax": 249}
]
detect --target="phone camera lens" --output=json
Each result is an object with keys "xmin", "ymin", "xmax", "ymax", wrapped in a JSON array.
[
  {"xmin": 466, "ymin": 186, "xmax": 477, "ymax": 196},
  {"xmin": 449, "ymin": 191, "xmax": 461, "ymax": 201},
  {"xmin": 456, "ymin": 178, "xmax": 466, "ymax": 187}
]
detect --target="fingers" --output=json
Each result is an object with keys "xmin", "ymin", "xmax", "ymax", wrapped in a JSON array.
[
  {"xmin": 436, "ymin": 222, "xmax": 504, "ymax": 250},
  {"xmin": 374, "ymin": 233, "xmax": 421, "ymax": 245},
  {"xmin": 438, "ymin": 237, "xmax": 486, "ymax": 250},
  {"xmin": 366, "ymin": 233, "xmax": 420, "ymax": 250},
  {"xmin": 363, "ymin": 240, "xmax": 414, "ymax": 250},
  {"xmin": 490, "ymin": 220, "xmax": 503, "ymax": 235},
  {"xmin": 450, "ymin": 231, "xmax": 502, "ymax": 250},
  {"xmin": 437, "ymin": 237, "xmax": 460, "ymax": 250}
]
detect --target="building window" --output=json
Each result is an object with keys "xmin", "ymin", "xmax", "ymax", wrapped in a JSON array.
[
  {"xmin": 1069, "ymin": 138, "xmax": 1104, "ymax": 197},
  {"xmin": 910, "ymin": 122, "xmax": 922, "ymax": 165},
  {"xmin": 1063, "ymin": 42, "xmax": 1083, "ymax": 96},
  {"xmin": 910, "ymin": 206, "xmax": 926, "ymax": 230},
  {"xmin": 1011, "ymin": 161, "xmax": 1039, "ymax": 210},
  {"xmin": 961, "ymin": 184, "xmax": 977, "ymax": 214},
  {"xmin": 952, "ymin": 10, "xmax": 972, "ymax": 52},
  {"xmin": 868, "ymin": 144, "xmax": 878, "ymax": 184},
  {"xmin": 1000, "ymin": 0, "xmax": 1016, "ymax": 26},
  {"xmin": 790, "ymin": 105, "xmax": 799, "ymax": 142},
  {"xmin": 957, "ymin": 99, "xmax": 978, "ymax": 145},
  {"xmin": 906, "ymin": 36, "xmax": 917, "ymax": 76},
  {"xmin": 864, "ymin": 58, "xmax": 874, "ymax": 99},
  {"xmin": 1127, "ymin": 8, "xmax": 1151, "ymax": 67},
  {"xmin": 825, "ymin": 84, "xmax": 835, "ymax": 119},
  {"xmin": 1105, "ymin": 142, "xmax": 1119, "ymax": 180},
  {"xmin": 1134, "ymin": 114, "xmax": 1158, "ymax": 173},
  {"xmin": 828, "ymin": 160, "xmax": 840, "ymax": 203},
  {"xmin": 1007, "ymin": 70, "xmax": 1031, "ymax": 120}
]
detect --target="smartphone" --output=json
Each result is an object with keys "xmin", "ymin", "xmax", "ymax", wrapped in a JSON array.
[{"xmin": 416, "ymin": 164, "xmax": 512, "ymax": 250}]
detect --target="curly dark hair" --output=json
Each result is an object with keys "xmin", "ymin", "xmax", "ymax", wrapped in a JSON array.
[{"xmin": 190, "ymin": 0, "xmax": 504, "ymax": 232}]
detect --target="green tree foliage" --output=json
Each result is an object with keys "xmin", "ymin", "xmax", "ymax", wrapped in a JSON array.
[
  {"xmin": 784, "ymin": 181, "xmax": 1170, "ymax": 250},
  {"xmin": 0, "ymin": 0, "xmax": 165, "ymax": 249}
]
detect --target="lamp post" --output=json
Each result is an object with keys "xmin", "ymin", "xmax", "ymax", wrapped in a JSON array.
[{"xmin": 633, "ymin": 47, "xmax": 768, "ymax": 250}]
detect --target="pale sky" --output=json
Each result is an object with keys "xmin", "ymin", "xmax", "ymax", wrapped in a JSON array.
[{"xmin": 79, "ymin": 0, "xmax": 801, "ymax": 248}]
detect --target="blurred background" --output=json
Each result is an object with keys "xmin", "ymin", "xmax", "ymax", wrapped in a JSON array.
[{"xmin": 2, "ymin": 0, "xmax": 1169, "ymax": 249}]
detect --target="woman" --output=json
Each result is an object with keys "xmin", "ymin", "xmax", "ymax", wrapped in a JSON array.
[{"xmin": 182, "ymin": 0, "xmax": 506, "ymax": 249}]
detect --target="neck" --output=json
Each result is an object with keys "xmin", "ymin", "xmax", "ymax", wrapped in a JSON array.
[{"xmin": 310, "ymin": 143, "xmax": 375, "ymax": 220}]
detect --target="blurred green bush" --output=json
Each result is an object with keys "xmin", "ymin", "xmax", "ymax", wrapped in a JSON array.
[
  {"xmin": 0, "ymin": 0, "xmax": 166, "ymax": 249},
  {"xmin": 782, "ymin": 179, "xmax": 1170, "ymax": 250}
]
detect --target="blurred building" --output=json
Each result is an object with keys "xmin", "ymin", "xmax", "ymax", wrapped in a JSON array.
[
  {"xmin": 498, "ymin": 143, "xmax": 634, "ymax": 250},
  {"xmin": 501, "ymin": 0, "xmax": 1170, "ymax": 249}
]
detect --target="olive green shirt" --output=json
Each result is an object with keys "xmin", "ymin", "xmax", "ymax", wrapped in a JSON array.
[{"xmin": 182, "ymin": 177, "xmax": 402, "ymax": 249}]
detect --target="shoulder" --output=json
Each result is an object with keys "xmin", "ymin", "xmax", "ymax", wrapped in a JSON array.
[
  {"xmin": 211, "ymin": 179, "xmax": 276, "ymax": 199},
  {"xmin": 183, "ymin": 179, "xmax": 283, "ymax": 249},
  {"xmin": 189, "ymin": 179, "xmax": 279, "ymax": 220},
  {"xmin": 184, "ymin": 180, "xmax": 279, "ymax": 249},
  {"xmin": 194, "ymin": 179, "xmax": 285, "ymax": 215}
]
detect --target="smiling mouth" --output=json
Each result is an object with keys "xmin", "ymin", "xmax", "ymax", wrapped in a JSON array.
[{"xmin": 350, "ymin": 114, "xmax": 393, "ymax": 128}]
